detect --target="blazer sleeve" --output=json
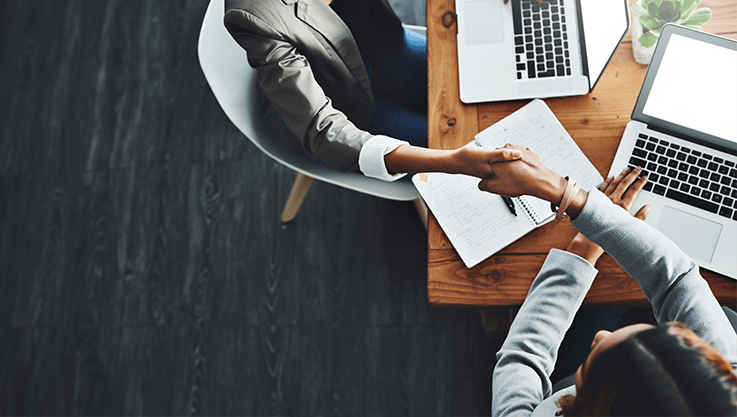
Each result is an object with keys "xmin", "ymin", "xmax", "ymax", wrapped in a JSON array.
[{"xmin": 224, "ymin": 9, "xmax": 373, "ymax": 172}]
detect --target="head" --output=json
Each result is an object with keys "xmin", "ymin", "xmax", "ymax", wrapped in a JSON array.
[{"xmin": 557, "ymin": 322, "xmax": 737, "ymax": 416}]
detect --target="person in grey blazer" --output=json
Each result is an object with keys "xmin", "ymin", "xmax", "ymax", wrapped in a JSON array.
[{"xmin": 224, "ymin": 0, "xmax": 521, "ymax": 181}]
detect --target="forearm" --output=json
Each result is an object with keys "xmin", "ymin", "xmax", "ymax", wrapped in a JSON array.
[
  {"xmin": 571, "ymin": 189, "xmax": 696, "ymax": 304},
  {"xmin": 571, "ymin": 190, "xmax": 715, "ymax": 324},
  {"xmin": 516, "ymin": 165, "xmax": 703, "ymax": 319},
  {"xmin": 384, "ymin": 144, "xmax": 459, "ymax": 175},
  {"xmin": 565, "ymin": 233, "xmax": 604, "ymax": 265},
  {"xmin": 493, "ymin": 249, "xmax": 598, "ymax": 416},
  {"xmin": 385, "ymin": 144, "xmax": 522, "ymax": 177},
  {"xmin": 571, "ymin": 189, "xmax": 737, "ymax": 364}
]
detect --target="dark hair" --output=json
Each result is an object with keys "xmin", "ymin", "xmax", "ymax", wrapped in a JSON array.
[{"xmin": 556, "ymin": 322, "xmax": 737, "ymax": 416}]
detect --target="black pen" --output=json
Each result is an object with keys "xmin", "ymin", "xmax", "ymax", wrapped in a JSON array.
[{"xmin": 502, "ymin": 196, "xmax": 517, "ymax": 216}]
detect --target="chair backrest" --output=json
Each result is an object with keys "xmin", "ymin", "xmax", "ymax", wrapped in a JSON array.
[{"xmin": 197, "ymin": 0, "xmax": 420, "ymax": 201}]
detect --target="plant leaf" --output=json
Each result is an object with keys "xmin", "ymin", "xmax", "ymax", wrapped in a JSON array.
[
  {"xmin": 684, "ymin": 8, "xmax": 712, "ymax": 25},
  {"xmin": 649, "ymin": 26, "xmax": 664, "ymax": 38},
  {"xmin": 640, "ymin": 0, "xmax": 661, "ymax": 9},
  {"xmin": 640, "ymin": 15, "xmax": 664, "ymax": 30},
  {"xmin": 639, "ymin": 31, "xmax": 659, "ymax": 48},
  {"xmin": 657, "ymin": 1, "xmax": 679, "ymax": 22},
  {"xmin": 631, "ymin": 3, "xmax": 648, "ymax": 19},
  {"xmin": 678, "ymin": 0, "xmax": 699, "ymax": 21},
  {"xmin": 645, "ymin": 0, "xmax": 663, "ymax": 17},
  {"xmin": 674, "ymin": 0, "xmax": 684, "ymax": 16}
]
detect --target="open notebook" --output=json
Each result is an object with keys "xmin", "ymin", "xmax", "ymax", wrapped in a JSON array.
[{"xmin": 413, "ymin": 99, "xmax": 602, "ymax": 268}]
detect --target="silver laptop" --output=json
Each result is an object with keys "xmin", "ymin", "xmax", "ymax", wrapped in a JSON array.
[
  {"xmin": 455, "ymin": 0, "xmax": 629, "ymax": 103},
  {"xmin": 609, "ymin": 24, "xmax": 737, "ymax": 280}
]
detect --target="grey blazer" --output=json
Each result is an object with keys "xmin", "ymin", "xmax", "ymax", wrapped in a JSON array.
[{"xmin": 224, "ymin": 0, "xmax": 400, "ymax": 172}]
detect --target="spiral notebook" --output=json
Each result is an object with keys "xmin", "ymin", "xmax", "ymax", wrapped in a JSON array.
[{"xmin": 413, "ymin": 99, "xmax": 602, "ymax": 268}]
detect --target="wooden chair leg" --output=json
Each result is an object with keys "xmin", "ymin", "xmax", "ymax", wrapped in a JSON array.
[
  {"xmin": 413, "ymin": 197, "xmax": 428, "ymax": 230},
  {"xmin": 281, "ymin": 172, "xmax": 314, "ymax": 223}
]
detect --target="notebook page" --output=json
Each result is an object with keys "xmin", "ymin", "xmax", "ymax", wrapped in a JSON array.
[
  {"xmin": 475, "ymin": 99, "xmax": 603, "ymax": 220},
  {"xmin": 413, "ymin": 173, "xmax": 536, "ymax": 268}
]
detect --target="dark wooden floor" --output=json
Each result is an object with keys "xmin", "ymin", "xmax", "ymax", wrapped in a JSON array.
[{"xmin": 0, "ymin": 1, "xmax": 501, "ymax": 415}]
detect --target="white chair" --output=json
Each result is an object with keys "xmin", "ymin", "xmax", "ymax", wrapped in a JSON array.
[{"xmin": 197, "ymin": 0, "xmax": 425, "ymax": 223}]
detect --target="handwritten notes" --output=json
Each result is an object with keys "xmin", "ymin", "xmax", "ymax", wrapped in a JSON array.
[
  {"xmin": 475, "ymin": 99, "xmax": 603, "ymax": 192},
  {"xmin": 415, "ymin": 173, "xmax": 535, "ymax": 267},
  {"xmin": 413, "ymin": 99, "xmax": 603, "ymax": 268}
]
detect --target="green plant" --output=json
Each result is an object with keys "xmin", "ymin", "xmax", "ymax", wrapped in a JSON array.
[{"xmin": 631, "ymin": 0, "xmax": 712, "ymax": 47}]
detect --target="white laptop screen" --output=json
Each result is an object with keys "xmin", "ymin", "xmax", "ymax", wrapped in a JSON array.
[
  {"xmin": 632, "ymin": 25, "xmax": 737, "ymax": 154},
  {"xmin": 642, "ymin": 33, "xmax": 737, "ymax": 144},
  {"xmin": 578, "ymin": 0, "xmax": 629, "ymax": 90}
]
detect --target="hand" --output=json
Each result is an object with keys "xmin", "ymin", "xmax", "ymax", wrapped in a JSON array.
[
  {"xmin": 599, "ymin": 166, "xmax": 650, "ymax": 217},
  {"xmin": 565, "ymin": 166, "xmax": 650, "ymax": 265},
  {"xmin": 451, "ymin": 143, "xmax": 522, "ymax": 178},
  {"xmin": 477, "ymin": 144, "xmax": 564, "ymax": 201}
]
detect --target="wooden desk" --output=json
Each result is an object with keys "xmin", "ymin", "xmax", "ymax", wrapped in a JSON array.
[{"xmin": 426, "ymin": 0, "xmax": 737, "ymax": 308}]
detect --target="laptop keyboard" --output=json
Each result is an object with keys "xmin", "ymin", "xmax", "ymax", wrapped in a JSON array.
[
  {"xmin": 627, "ymin": 133, "xmax": 737, "ymax": 221},
  {"xmin": 512, "ymin": 0, "xmax": 572, "ymax": 80}
]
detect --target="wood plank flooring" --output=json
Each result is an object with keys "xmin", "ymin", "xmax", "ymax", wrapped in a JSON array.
[{"xmin": 0, "ymin": 1, "xmax": 500, "ymax": 415}]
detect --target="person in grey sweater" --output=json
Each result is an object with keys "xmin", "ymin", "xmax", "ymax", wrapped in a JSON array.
[{"xmin": 478, "ymin": 144, "xmax": 737, "ymax": 416}]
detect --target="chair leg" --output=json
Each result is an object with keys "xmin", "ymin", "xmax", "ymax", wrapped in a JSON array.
[
  {"xmin": 281, "ymin": 172, "xmax": 314, "ymax": 223},
  {"xmin": 413, "ymin": 197, "xmax": 428, "ymax": 230}
]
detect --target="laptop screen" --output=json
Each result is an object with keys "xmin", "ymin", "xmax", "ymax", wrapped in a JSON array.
[
  {"xmin": 633, "ymin": 25, "xmax": 737, "ymax": 152},
  {"xmin": 578, "ymin": 0, "xmax": 630, "ymax": 90}
]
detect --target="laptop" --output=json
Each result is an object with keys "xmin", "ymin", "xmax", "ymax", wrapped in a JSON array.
[
  {"xmin": 455, "ymin": 0, "xmax": 629, "ymax": 103},
  {"xmin": 608, "ymin": 24, "xmax": 737, "ymax": 280}
]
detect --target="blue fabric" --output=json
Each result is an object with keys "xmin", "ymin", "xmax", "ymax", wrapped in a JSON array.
[{"xmin": 367, "ymin": 27, "xmax": 428, "ymax": 148}]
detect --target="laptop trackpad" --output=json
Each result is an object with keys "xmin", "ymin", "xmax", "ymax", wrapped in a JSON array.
[
  {"xmin": 465, "ymin": 0, "xmax": 504, "ymax": 45},
  {"xmin": 656, "ymin": 206, "xmax": 721, "ymax": 263}
]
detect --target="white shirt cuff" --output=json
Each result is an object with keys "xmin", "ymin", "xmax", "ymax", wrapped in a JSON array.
[{"xmin": 358, "ymin": 135, "xmax": 409, "ymax": 181}]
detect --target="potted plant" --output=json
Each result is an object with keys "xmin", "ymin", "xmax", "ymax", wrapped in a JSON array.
[{"xmin": 631, "ymin": 0, "xmax": 712, "ymax": 64}]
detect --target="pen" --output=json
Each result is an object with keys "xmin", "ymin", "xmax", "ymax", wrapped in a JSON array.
[{"xmin": 502, "ymin": 196, "xmax": 517, "ymax": 216}]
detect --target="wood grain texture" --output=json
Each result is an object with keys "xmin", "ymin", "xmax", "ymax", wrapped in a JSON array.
[
  {"xmin": 366, "ymin": 325, "xmax": 435, "ymax": 416},
  {"xmin": 433, "ymin": 310, "xmax": 499, "ymax": 415},
  {"xmin": 9, "ymin": 164, "xmax": 78, "ymax": 327},
  {"xmin": 426, "ymin": 0, "xmax": 737, "ymax": 308},
  {"xmin": 0, "ymin": 0, "xmax": 501, "ymax": 415},
  {"xmin": 0, "ymin": 178, "xmax": 22, "ymax": 327},
  {"xmin": 427, "ymin": 0, "xmax": 479, "ymax": 153},
  {"xmin": 298, "ymin": 323, "xmax": 367, "ymax": 415}
]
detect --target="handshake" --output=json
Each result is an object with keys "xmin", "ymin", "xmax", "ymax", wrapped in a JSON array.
[
  {"xmin": 477, "ymin": 144, "xmax": 569, "ymax": 206},
  {"xmin": 479, "ymin": 144, "xmax": 649, "ymax": 224}
]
